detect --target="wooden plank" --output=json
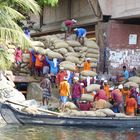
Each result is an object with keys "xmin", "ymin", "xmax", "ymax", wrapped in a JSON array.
[
  {"xmin": 5, "ymin": 100, "xmax": 62, "ymax": 116},
  {"xmin": 7, "ymin": 75, "xmax": 38, "ymax": 83}
]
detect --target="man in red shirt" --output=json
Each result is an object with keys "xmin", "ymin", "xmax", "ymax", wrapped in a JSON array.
[
  {"xmin": 61, "ymin": 19, "xmax": 77, "ymax": 39},
  {"xmin": 56, "ymin": 67, "xmax": 67, "ymax": 87},
  {"xmin": 111, "ymin": 89, "xmax": 123, "ymax": 113},
  {"xmin": 94, "ymin": 89, "xmax": 107, "ymax": 101}
]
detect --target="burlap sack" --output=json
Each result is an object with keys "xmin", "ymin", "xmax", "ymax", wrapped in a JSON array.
[
  {"xmin": 62, "ymin": 64, "xmax": 76, "ymax": 71},
  {"xmin": 86, "ymin": 53, "xmax": 99, "ymax": 59},
  {"xmin": 115, "ymin": 113, "xmax": 128, "ymax": 118},
  {"xmin": 67, "ymin": 40, "xmax": 81, "ymax": 47},
  {"xmin": 9, "ymin": 54, "xmax": 15, "ymax": 63},
  {"xmin": 7, "ymin": 49, "xmax": 15, "ymax": 54},
  {"xmin": 65, "ymin": 52, "xmax": 80, "ymax": 57},
  {"xmin": 124, "ymin": 82, "xmax": 139, "ymax": 88},
  {"xmin": 90, "ymin": 58, "xmax": 98, "ymax": 62},
  {"xmin": 93, "ymin": 99, "xmax": 112, "ymax": 109},
  {"xmin": 90, "ymin": 63, "xmax": 98, "ymax": 68},
  {"xmin": 65, "ymin": 56, "xmax": 80, "ymax": 64},
  {"xmin": 94, "ymin": 110, "xmax": 106, "ymax": 117},
  {"xmin": 85, "ymin": 40, "xmax": 99, "ymax": 49},
  {"xmin": 44, "ymin": 49, "xmax": 51, "ymax": 55},
  {"xmin": 8, "ymin": 45, "xmax": 16, "ymax": 49},
  {"xmin": 65, "ymin": 102, "xmax": 78, "ymax": 110},
  {"xmin": 47, "ymin": 51, "xmax": 63, "ymax": 59},
  {"xmin": 54, "ymin": 48, "xmax": 68, "ymax": 55},
  {"xmin": 22, "ymin": 54, "xmax": 30, "ymax": 63},
  {"xmin": 33, "ymin": 47, "xmax": 45, "ymax": 54},
  {"xmin": 128, "ymin": 76, "xmax": 140, "ymax": 84},
  {"xmin": 87, "ymin": 48, "xmax": 99, "ymax": 54},
  {"xmin": 81, "ymin": 70, "xmax": 97, "ymax": 77},
  {"xmin": 60, "ymin": 61, "xmax": 75, "ymax": 66},
  {"xmin": 80, "ymin": 52, "xmax": 87, "ymax": 58},
  {"xmin": 86, "ymin": 84, "xmax": 100, "ymax": 92},
  {"xmin": 81, "ymin": 94, "xmax": 93, "ymax": 101},
  {"xmin": 68, "ymin": 110, "xmax": 87, "ymax": 117},
  {"xmin": 98, "ymin": 109, "xmax": 115, "ymax": 117},
  {"xmin": 84, "ymin": 111, "xmax": 97, "ymax": 117},
  {"xmin": 67, "ymin": 46, "xmax": 75, "ymax": 52},
  {"xmin": 31, "ymin": 41, "xmax": 45, "ymax": 48},
  {"xmin": 74, "ymin": 47, "xmax": 87, "ymax": 52},
  {"xmin": 55, "ymin": 42, "xmax": 69, "ymax": 49}
]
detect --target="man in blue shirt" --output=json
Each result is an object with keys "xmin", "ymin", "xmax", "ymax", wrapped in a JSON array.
[
  {"xmin": 123, "ymin": 66, "xmax": 129, "ymax": 80},
  {"xmin": 74, "ymin": 28, "xmax": 87, "ymax": 45}
]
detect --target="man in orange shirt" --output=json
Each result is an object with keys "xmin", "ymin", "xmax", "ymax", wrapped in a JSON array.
[
  {"xmin": 83, "ymin": 58, "xmax": 91, "ymax": 71},
  {"xmin": 59, "ymin": 76, "xmax": 70, "ymax": 111},
  {"xmin": 126, "ymin": 95, "xmax": 137, "ymax": 116},
  {"xmin": 103, "ymin": 80, "xmax": 110, "ymax": 100},
  {"xmin": 34, "ymin": 52, "xmax": 43, "ymax": 77},
  {"xmin": 122, "ymin": 85, "xmax": 131, "ymax": 105}
]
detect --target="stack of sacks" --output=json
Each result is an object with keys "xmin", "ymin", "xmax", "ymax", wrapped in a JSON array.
[
  {"xmin": 5, "ymin": 44, "xmax": 30, "ymax": 76},
  {"xmin": 32, "ymin": 34, "xmax": 99, "ymax": 71},
  {"xmin": 20, "ymin": 53, "xmax": 30, "ymax": 76},
  {"xmin": 128, "ymin": 76, "xmax": 140, "ymax": 84},
  {"xmin": 64, "ymin": 108, "xmax": 115, "ymax": 117},
  {"xmin": 17, "ymin": 34, "xmax": 100, "ymax": 75}
]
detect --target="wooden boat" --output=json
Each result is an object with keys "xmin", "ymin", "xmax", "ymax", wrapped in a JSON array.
[{"xmin": 1, "ymin": 102, "xmax": 140, "ymax": 128}]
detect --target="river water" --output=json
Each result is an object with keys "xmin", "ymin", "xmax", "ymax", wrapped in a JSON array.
[{"xmin": 0, "ymin": 124, "xmax": 140, "ymax": 140}]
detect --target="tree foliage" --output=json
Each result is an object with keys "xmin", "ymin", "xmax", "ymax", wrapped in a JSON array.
[
  {"xmin": 0, "ymin": 0, "xmax": 40, "ymax": 70},
  {"xmin": 36, "ymin": 0, "xmax": 59, "ymax": 7}
]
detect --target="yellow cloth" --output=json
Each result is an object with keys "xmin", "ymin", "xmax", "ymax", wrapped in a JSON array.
[
  {"xmin": 59, "ymin": 81, "xmax": 70, "ymax": 96},
  {"xmin": 84, "ymin": 62, "xmax": 91, "ymax": 71}
]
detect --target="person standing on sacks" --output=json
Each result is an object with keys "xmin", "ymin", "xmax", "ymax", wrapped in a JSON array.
[{"xmin": 46, "ymin": 57, "xmax": 58, "ymax": 87}]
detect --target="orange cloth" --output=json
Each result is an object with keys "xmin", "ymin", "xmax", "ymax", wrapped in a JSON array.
[
  {"xmin": 122, "ymin": 89, "xmax": 131, "ymax": 103},
  {"xmin": 83, "ymin": 62, "xmax": 91, "ymax": 70},
  {"xmin": 126, "ymin": 98, "xmax": 137, "ymax": 115},
  {"xmin": 59, "ymin": 81, "xmax": 70, "ymax": 96},
  {"xmin": 104, "ymin": 85, "xmax": 110, "ymax": 99},
  {"xmin": 29, "ymin": 52, "xmax": 32, "ymax": 68},
  {"xmin": 81, "ymin": 87, "xmax": 85, "ymax": 94},
  {"xmin": 35, "ymin": 54, "xmax": 43, "ymax": 67}
]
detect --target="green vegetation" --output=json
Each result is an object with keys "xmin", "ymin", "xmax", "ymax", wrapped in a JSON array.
[
  {"xmin": 36, "ymin": 0, "xmax": 58, "ymax": 7},
  {"xmin": 0, "ymin": 0, "xmax": 40, "ymax": 70},
  {"xmin": 36, "ymin": 0, "xmax": 59, "ymax": 27}
]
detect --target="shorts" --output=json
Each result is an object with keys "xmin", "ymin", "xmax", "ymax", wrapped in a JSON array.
[
  {"xmin": 60, "ymin": 96, "xmax": 68, "ymax": 103},
  {"xmin": 43, "ymin": 91, "xmax": 51, "ymax": 99},
  {"xmin": 78, "ymin": 33, "xmax": 86, "ymax": 38},
  {"xmin": 61, "ymin": 22, "xmax": 68, "ymax": 31},
  {"xmin": 43, "ymin": 66, "xmax": 49, "ymax": 75}
]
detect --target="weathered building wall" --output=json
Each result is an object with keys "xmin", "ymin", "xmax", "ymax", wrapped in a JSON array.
[
  {"xmin": 98, "ymin": 0, "xmax": 140, "ymax": 19},
  {"xmin": 30, "ymin": 0, "xmax": 100, "ymax": 32},
  {"xmin": 107, "ymin": 21, "xmax": 140, "ymax": 73}
]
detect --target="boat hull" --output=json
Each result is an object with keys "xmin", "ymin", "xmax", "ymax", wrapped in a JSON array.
[{"xmin": 1, "ymin": 103, "xmax": 140, "ymax": 128}]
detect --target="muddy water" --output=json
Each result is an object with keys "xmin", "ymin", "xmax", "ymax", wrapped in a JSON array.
[{"xmin": 0, "ymin": 125, "xmax": 140, "ymax": 140}]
